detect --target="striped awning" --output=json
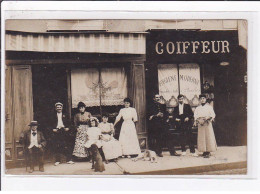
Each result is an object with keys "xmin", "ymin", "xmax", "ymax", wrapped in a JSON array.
[{"xmin": 5, "ymin": 32, "xmax": 146, "ymax": 54}]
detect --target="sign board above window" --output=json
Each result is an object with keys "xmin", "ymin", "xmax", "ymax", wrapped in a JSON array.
[{"xmin": 146, "ymin": 30, "xmax": 238, "ymax": 63}]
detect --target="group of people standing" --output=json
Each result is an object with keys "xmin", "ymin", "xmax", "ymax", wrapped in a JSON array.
[
  {"xmin": 148, "ymin": 93, "xmax": 217, "ymax": 158},
  {"xmin": 20, "ymin": 93, "xmax": 217, "ymax": 173}
]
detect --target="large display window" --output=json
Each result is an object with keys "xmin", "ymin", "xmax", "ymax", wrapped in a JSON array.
[
  {"xmin": 158, "ymin": 63, "xmax": 201, "ymax": 109},
  {"xmin": 71, "ymin": 67, "xmax": 128, "ymax": 117}
]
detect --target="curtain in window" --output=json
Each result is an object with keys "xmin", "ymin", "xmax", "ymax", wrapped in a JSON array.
[
  {"xmin": 179, "ymin": 63, "xmax": 201, "ymax": 102},
  {"xmin": 158, "ymin": 63, "xmax": 201, "ymax": 107},
  {"xmin": 100, "ymin": 68, "xmax": 127, "ymax": 106},
  {"xmin": 71, "ymin": 67, "xmax": 127, "ymax": 108},
  {"xmin": 158, "ymin": 64, "xmax": 179, "ymax": 101}
]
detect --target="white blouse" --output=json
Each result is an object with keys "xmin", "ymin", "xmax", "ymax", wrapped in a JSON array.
[
  {"xmin": 116, "ymin": 107, "xmax": 138, "ymax": 122},
  {"xmin": 194, "ymin": 103, "xmax": 216, "ymax": 120},
  {"xmin": 87, "ymin": 127, "xmax": 102, "ymax": 141}
]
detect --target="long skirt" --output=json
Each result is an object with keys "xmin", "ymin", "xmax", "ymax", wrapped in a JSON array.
[
  {"xmin": 72, "ymin": 125, "xmax": 89, "ymax": 158},
  {"xmin": 197, "ymin": 122, "xmax": 217, "ymax": 152},
  {"xmin": 119, "ymin": 120, "xmax": 141, "ymax": 155},
  {"xmin": 102, "ymin": 137, "xmax": 122, "ymax": 160}
]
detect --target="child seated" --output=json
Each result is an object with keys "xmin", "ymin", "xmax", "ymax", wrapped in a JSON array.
[{"xmin": 85, "ymin": 117, "xmax": 105, "ymax": 161}]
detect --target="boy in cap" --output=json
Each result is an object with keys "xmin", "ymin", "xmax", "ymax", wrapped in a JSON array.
[{"xmin": 19, "ymin": 121, "xmax": 46, "ymax": 173}]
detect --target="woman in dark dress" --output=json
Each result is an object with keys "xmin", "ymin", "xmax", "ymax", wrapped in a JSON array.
[{"xmin": 72, "ymin": 102, "xmax": 92, "ymax": 158}]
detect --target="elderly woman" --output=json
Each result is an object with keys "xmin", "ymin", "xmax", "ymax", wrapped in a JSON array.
[
  {"xmin": 114, "ymin": 98, "xmax": 141, "ymax": 158},
  {"xmin": 99, "ymin": 113, "xmax": 122, "ymax": 163},
  {"xmin": 72, "ymin": 102, "xmax": 92, "ymax": 159},
  {"xmin": 194, "ymin": 94, "xmax": 217, "ymax": 158}
]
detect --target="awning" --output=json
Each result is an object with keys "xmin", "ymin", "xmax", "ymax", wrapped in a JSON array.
[{"xmin": 5, "ymin": 32, "xmax": 146, "ymax": 54}]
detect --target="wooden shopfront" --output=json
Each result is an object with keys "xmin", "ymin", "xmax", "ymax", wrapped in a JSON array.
[
  {"xmin": 145, "ymin": 30, "xmax": 247, "ymax": 146},
  {"xmin": 5, "ymin": 31, "xmax": 148, "ymax": 167}
]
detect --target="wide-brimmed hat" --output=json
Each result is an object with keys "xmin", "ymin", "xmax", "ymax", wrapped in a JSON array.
[{"xmin": 28, "ymin": 121, "xmax": 40, "ymax": 126}]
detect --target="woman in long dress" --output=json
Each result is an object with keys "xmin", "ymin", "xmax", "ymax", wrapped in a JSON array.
[
  {"xmin": 99, "ymin": 114, "xmax": 122, "ymax": 163},
  {"xmin": 194, "ymin": 94, "xmax": 217, "ymax": 158},
  {"xmin": 72, "ymin": 102, "xmax": 92, "ymax": 159},
  {"xmin": 114, "ymin": 98, "xmax": 141, "ymax": 158}
]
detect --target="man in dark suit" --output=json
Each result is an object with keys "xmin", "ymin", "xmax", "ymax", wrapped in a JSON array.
[
  {"xmin": 173, "ymin": 94, "xmax": 198, "ymax": 157},
  {"xmin": 50, "ymin": 102, "xmax": 75, "ymax": 166},
  {"xmin": 19, "ymin": 121, "xmax": 47, "ymax": 173},
  {"xmin": 148, "ymin": 94, "xmax": 180, "ymax": 157}
]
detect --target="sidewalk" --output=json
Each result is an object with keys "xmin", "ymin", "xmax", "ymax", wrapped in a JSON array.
[{"xmin": 5, "ymin": 146, "xmax": 247, "ymax": 175}]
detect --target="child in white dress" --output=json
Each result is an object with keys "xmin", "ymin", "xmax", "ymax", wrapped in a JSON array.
[{"xmin": 85, "ymin": 117, "xmax": 105, "ymax": 161}]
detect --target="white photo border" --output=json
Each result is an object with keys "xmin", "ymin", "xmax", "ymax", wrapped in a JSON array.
[{"xmin": 1, "ymin": 1, "xmax": 259, "ymax": 190}]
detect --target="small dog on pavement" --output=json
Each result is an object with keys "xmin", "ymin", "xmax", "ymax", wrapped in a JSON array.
[
  {"xmin": 90, "ymin": 144, "xmax": 105, "ymax": 172},
  {"xmin": 132, "ymin": 150, "xmax": 158, "ymax": 163}
]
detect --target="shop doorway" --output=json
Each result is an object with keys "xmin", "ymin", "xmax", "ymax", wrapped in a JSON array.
[
  {"xmin": 32, "ymin": 65, "xmax": 68, "ymax": 143},
  {"xmin": 214, "ymin": 59, "xmax": 247, "ymax": 146}
]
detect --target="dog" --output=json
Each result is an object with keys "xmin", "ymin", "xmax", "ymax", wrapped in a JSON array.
[
  {"xmin": 132, "ymin": 150, "xmax": 158, "ymax": 163},
  {"xmin": 90, "ymin": 144, "xmax": 105, "ymax": 172}
]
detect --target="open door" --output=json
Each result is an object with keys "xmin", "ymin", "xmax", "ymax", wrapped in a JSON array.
[
  {"xmin": 5, "ymin": 66, "xmax": 14, "ymax": 164},
  {"xmin": 5, "ymin": 65, "xmax": 33, "ymax": 167}
]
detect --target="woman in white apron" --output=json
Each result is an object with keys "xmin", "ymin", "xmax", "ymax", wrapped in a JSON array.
[
  {"xmin": 114, "ymin": 98, "xmax": 141, "ymax": 158},
  {"xmin": 194, "ymin": 94, "xmax": 217, "ymax": 158}
]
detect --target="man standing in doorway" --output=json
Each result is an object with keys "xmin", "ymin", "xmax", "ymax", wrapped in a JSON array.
[
  {"xmin": 173, "ymin": 94, "xmax": 198, "ymax": 157},
  {"xmin": 50, "ymin": 102, "xmax": 75, "ymax": 166},
  {"xmin": 148, "ymin": 94, "xmax": 180, "ymax": 157}
]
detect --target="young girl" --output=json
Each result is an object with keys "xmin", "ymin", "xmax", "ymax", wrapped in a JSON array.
[
  {"xmin": 99, "ymin": 114, "xmax": 122, "ymax": 163},
  {"xmin": 194, "ymin": 94, "xmax": 217, "ymax": 158},
  {"xmin": 85, "ymin": 117, "xmax": 105, "ymax": 161}
]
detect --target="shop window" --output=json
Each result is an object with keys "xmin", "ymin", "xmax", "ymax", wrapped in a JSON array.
[
  {"xmin": 158, "ymin": 63, "xmax": 201, "ymax": 111},
  {"xmin": 71, "ymin": 67, "xmax": 127, "ymax": 118}
]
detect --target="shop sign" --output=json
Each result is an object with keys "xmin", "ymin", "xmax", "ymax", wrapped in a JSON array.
[
  {"xmin": 155, "ymin": 40, "xmax": 230, "ymax": 55},
  {"xmin": 147, "ymin": 30, "xmax": 238, "ymax": 62}
]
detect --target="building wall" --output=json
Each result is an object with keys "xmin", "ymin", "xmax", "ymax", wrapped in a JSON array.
[
  {"xmin": 6, "ymin": 19, "xmax": 239, "ymax": 32},
  {"xmin": 6, "ymin": 19, "xmax": 247, "ymax": 49}
]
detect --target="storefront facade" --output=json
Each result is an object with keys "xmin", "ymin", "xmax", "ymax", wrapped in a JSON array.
[
  {"xmin": 145, "ymin": 30, "xmax": 247, "ymax": 147},
  {"xmin": 5, "ymin": 30, "xmax": 147, "ymax": 167},
  {"xmin": 5, "ymin": 20, "xmax": 247, "ymax": 167}
]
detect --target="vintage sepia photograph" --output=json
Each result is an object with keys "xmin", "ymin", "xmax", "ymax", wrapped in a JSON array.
[{"xmin": 3, "ymin": 19, "xmax": 247, "ymax": 176}]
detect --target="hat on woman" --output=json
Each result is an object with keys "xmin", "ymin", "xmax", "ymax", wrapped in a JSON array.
[{"xmin": 77, "ymin": 101, "xmax": 86, "ymax": 109}]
